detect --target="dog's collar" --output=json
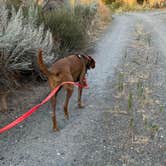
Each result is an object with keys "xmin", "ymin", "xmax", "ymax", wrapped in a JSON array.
[
  {"xmin": 75, "ymin": 54, "xmax": 89, "ymax": 73},
  {"xmin": 76, "ymin": 54, "xmax": 90, "ymax": 61}
]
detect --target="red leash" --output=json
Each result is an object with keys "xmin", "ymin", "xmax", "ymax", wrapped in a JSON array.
[{"xmin": 0, "ymin": 81, "xmax": 89, "ymax": 134}]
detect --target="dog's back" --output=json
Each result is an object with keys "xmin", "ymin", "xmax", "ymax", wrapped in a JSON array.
[{"xmin": 37, "ymin": 49, "xmax": 83, "ymax": 82}]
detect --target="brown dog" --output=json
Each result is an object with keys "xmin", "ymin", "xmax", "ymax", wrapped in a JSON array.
[{"xmin": 37, "ymin": 49, "xmax": 95, "ymax": 131}]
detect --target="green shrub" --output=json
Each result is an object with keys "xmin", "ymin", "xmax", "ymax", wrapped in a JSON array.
[
  {"xmin": 74, "ymin": 5, "xmax": 97, "ymax": 29},
  {"xmin": 44, "ymin": 5, "xmax": 97, "ymax": 54},
  {"xmin": 111, "ymin": 1, "xmax": 122, "ymax": 9},
  {"xmin": 153, "ymin": 2, "xmax": 160, "ymax": 8},
  {"xmin": 5, "ymin": 0, "xmax": 22, "ymax": 9},
  {"xmin": 102, "ymin": 0, "xmax": 115, "ymax": 5}
]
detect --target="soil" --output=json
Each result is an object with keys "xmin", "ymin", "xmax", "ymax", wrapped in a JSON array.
[{"xmin": 0, "ymin": 11, "xmax": 166, "ymax": 166}]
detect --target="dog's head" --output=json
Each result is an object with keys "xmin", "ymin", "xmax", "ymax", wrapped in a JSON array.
[{"xmin": 85, "ymin": 55, "xmax": 96, "ymax": 69}]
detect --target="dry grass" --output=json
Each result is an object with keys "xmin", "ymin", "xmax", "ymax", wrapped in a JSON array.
[{"xmin": 111, "ymin": 22, "xmax": 163, "ymax": 145}]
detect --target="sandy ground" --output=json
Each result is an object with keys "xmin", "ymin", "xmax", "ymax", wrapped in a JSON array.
[{"xmin": 0, "ymin": 11, "xmax": 166, "ymax": 165}]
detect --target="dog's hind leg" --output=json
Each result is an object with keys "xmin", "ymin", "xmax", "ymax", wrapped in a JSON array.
[
  {"xmin": 63, "ymin": 86, "xmax": 73, "ymax": 120},
  {"xmin": 51, "ymin": 95, "xmax": 59, "ymax": 131}
]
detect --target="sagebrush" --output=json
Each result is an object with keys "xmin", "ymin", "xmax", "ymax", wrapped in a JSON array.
[{"xmin": 0, "ymin": 3, "xmax": 54, "ymax": 89}]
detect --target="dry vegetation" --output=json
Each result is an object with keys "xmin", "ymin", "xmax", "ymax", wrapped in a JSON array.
[
  {"xmin": 0, "ymin": 0, "xmax": 111, "ymax": 111},
  {"xmin": 111, "ymin": 22, "xmax": 163, "ymax": 144},
  {"xmin": 103, "ymin": 0, "xmax": 166, "ymax": 13}
]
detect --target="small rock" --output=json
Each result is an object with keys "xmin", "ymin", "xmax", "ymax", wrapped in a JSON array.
[
  {"xmin": 73, "ymin": 159, "xmax": 77, "ymax": 162},
  {"xmin": 0, "ymin": 156, "xmax": 4, "ymax": 160},
  {"xmin": 57, "ymin": 152, "xmax": 61, "ymax": 156},
  {"xmin": 88, "ymin": 105, "xmax": 94, "ymax": 108}
]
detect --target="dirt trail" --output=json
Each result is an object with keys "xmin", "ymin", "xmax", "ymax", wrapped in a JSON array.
[{"xmin": 0, "ymin": 12, "xmax": 166, "ymax": 165}]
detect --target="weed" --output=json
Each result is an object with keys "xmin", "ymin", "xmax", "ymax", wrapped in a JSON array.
[
  {"xmin": 137, "ymin": 79, "xmax": 144, "ymax": 97},
  {"xmin": 129, "ymin": 117, "xmax": 134, "ymax": 129},
  {"xmin": 128, "ymin": 92, "xmax": 133, "ymax": 111},
  {"xmin": 150, "ymin": 124, "xmax": 159, "ymax": 138},
  {"xmin": 145, "ymin": 33, "xmax": 152, "ymax": 47},
  {"xmin": 151, "ymin": 124, "xmax": 159, "ymax": 132},
  {"xmin": 124, "ymin": 50, "xmax": 128, "ymax": 59},
  {"xmin": 118, "ymin": 72, "xmax": 124, "ymax": 92},
  {"xmin": 159, "ymin": 105, "xmax": 164, "ymax": 113},
  {"xmin": 144, "ymin": 117, "xmax": 148, "ymax": 129}
]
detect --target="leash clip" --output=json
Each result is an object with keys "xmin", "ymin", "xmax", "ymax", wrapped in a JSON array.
[{"xmin": 77, "ymin": 54, "xmax": 82, "ymax": 58}]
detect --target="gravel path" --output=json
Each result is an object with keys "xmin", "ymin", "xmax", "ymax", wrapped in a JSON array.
[{"xmin": 0, "ymin": 11, "xmax": 166, "ymax": 166}]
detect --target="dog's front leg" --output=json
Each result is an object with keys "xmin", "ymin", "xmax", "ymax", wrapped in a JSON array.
[
  {"xmin": 51, "ymin": 95, "xmax": 59, "ymax": 131},
  {"xmin": 78, "ymin": 71, "xmax": 86, "ymax": 108},
  {"xmin": 78, "ymin": 87, "xmax": 84, "ymax": 108}
]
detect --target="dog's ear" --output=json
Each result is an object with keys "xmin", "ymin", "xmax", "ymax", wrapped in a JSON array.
[{"xmin": 88, "ymin": 56, "xmax": 95, "ymax": 69}]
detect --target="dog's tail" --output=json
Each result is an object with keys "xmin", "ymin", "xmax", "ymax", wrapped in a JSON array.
[{"xmin": 37, "ymin": 48, "xmax": 51, "ymax": 76}]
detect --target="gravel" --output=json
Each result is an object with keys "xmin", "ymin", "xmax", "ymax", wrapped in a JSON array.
[{"xmin": 0, "ymin": 11, "xmax": 166, "ymax": 166}]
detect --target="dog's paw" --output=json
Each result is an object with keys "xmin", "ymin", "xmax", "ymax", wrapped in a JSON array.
[
  {"xmin": 53, "ymin": 127, "xmax": 60, "ymax": 132},
  {"xmin": 78, "ymin": 103, "xmax": 85, "ymax": 109},
  {"xmin": 64, "ymin": 114, "xmax": 69, "ymax": 120}
]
